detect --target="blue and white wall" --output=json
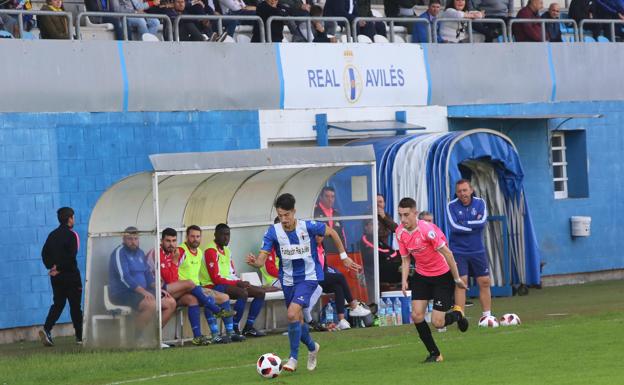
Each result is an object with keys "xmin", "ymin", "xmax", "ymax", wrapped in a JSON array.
[
  {"xmin": 448, "ymin": 102, "xmax": 624, "ymax": 277},
  {"xmin": 0, "ymin": 111, "xmax": 260, "ymax": 330}
]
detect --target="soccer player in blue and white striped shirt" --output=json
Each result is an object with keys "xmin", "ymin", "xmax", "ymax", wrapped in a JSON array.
[{"xmin": 247, "ymin": 193, "xmax": 360, "ymax": 373}]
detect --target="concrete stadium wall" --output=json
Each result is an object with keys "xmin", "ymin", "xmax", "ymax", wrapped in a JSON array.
[
  {"xmin": 448, "ymin": 101, "xmax": 624, "ymax": 277},
  {"xmin": 2, "ymin": 41, "xmax": 624, "ymax": 113},
  {"xmin": 0, "ymin": 111, "xmax": 260, "ymax": 330}
]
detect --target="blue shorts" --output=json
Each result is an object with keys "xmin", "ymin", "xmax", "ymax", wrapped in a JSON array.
[
  {"xmin": 455, "ymin": 253, "xmax": 490, "ymax": 278},
  {"xmin": 212, "ymin": 284, "xmax": 229, "ymax": 293},
  {"xmin": 283, "ymin": 280, "xmax": 318, "ymax": 309}
]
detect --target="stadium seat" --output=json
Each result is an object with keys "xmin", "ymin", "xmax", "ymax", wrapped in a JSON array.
[
  {"xmin": 235, "ymin": 34, "xmax": 251, "ymax": 43},
  {"xmin": 357, "ymin": 34, "xmax": 373, "ymax": 43},
  {"xmin": 393, "ymin": 34, "xmax": 406, "ymax": 43},
  {"xmin": 374, "ymin": 34, "xmax": 389, "ymax": 43},
  {"xmin": 371, "ymin": 9, "xmax": 383, "ymax": 17},
  {"xmin": 142, "ymin": 33, "xmax": 159, "ymax": 42},
  {"xmin": 91, "ymin": 285, "xmax": 132, "ymax": 346},
  {"xmin": 222, "ymin": 35, "xmax": 236, "ymax": 43},
  {"xmin": 597, "ymin": 35, "xmax": 610, "ymax": 43},
  {"xmin": 242, "ymin": 272, "xmax": 285, "ymax": 331},
  {"xmin": 0, "ymin": 30, "xmax": 13, "ymax": 38},
  {"xmin": 583, "ymin": 35, "xmax": 596, "ymax": 42}
]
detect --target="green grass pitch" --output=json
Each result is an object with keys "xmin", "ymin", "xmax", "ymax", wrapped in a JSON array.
[{"xmin": 1, "ymin": 280, "xmax": 623, "ymax": 385}]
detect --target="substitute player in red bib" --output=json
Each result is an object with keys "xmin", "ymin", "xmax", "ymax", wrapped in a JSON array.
[{"xmin": 397, "ymin": 197, "xmax": 469, "ymax": 363}]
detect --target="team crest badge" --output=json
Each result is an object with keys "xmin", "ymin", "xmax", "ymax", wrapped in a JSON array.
[{"xmin": 427, "ymin": 230, "xmax": 436, "ymax": 239}]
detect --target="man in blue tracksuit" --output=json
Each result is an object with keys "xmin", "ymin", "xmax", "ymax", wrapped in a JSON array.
[{"xmin": 446, "ymin": 179, "xmax": 493, "ymax": 320}]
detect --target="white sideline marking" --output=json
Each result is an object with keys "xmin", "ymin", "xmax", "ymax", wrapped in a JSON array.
[{"xmin": 105, "ymin": 343, "xmax": 401, "ymax": 384}]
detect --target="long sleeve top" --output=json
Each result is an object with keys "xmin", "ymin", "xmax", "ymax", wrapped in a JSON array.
[
  {"xmin": 41, "ymin": 223, "xmax": 79, "ymax": 273},
  {"xmin": 446, "ymin": 196, "xmax": 488, "ymax": 257}
]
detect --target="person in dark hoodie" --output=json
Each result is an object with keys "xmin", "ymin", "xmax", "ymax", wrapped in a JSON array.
[
  {"xmin": 39, "ymin": 207, "xmax": 82, "ymax": 346},
  {"xmin": 38, "ymin": 0, "xmax": 70, "ymax": 39}
]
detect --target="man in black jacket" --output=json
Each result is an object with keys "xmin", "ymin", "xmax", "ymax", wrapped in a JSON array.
[{"xmin": 39, "ymin": 207, "xmax": 83, "ymax": 346}]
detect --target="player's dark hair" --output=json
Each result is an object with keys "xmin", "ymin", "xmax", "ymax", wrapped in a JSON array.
[
  {"xmin": 186, "ymin": 224, "xmax": 201, "ymax": 235},
  {"xmin": 274, "ymin": 216, "xmax": 280, "ymax": 224},
  {"xmin": 455, "ymin": 179, "xmax": 471, "ymax": 187},
  {"xmin": 418, "ymin": 211, "xmax": 433, "ymax": 220},
  {"xmin": 429, "ymin": 0, "xmax": 441, "ymax": 5},
  {"xmin": 398, "ymin": 197, "xmax": 417, "ymax": 209},
  {"xmin": 57, "ymin": 207, "xmax": 74, "ymax": 225},
  {"xmin": 275, "ymin": 193, "xmax": 296, "ymax": 211},
  {"xmin": 215, "ymin": 223, "xmax": 230, "ymax": 234},
  {"xmin": 161, "ymin": 227, "xmax": 177, "ymax": 240},
  {"xmin": 320, "ymin": 186, "xmax": 335, "ymax": 195}
]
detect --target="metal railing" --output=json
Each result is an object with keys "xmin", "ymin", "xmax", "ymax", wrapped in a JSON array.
[
  {"xmin": 352, "ymin": 16, "xmax": 430, "ymax": 42},
  {"xmin": 509, "ymin": 18, "xmax": 578, "ymax": 42},
  {"xmin": 76, "ymin": 11, "xmax": 172, "ymax": 41},
  {"xmin": 434, "ymin": 18, "xmax": 508, "ymax": 43},
  {"xmin": 579, "ymin": 19, "xmax": 624, "ymax": 42},
  {"xmin": 0, "ymin": 9, "xmax": 73, "ymax": 39},
  {"xmin": 266, "ymin": 15, "xmax": 350, "ymax": 43},
  {"xmin": 173, "ymin": 14, "xmax": 264, "ymax": 42}
]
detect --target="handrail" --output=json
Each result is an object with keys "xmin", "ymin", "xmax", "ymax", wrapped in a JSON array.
[
  {"xmin": 173, "ymin": 14, "xmax": 264, "ymax": 42},
  {"xmin": 266, "ymin": 15, "xmax": 350, "ymax": 43},
  {"xmin": 0, "ymin": 9, "xmax": 73, "ymax": 40},
  {"xmin": 76, "ymin": 11, "xmax": 172, "ymax": 41},
  {"xmin": 509, "ymin": 18, "xmax": 578, "ymax": 42},
  {"xmin": 434, "ymin": 17, "xmax": 508, "ymax": 43},
  {"xmin": 352, "ymin": 16, "xmax": 430, "ymax": 43},
  {"xmin": 579, "ymin": 19, "xmax": 624, "ymax": 42}
]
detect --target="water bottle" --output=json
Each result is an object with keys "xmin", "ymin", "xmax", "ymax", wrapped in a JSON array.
[
  {"xmin": 394, "ymin": 298, "xmax": 403, "ymax": 325},
  {"xmin": 385, "ymin": 298, "xmax": 394, "ymax": 326},
  {"xmin": 325, "ymin": 302, "xmax": 335, "ymax": 324},
  {"xmin": 378, "ymin": 300, "xmax": 386, "ymax": 326},
  {"xmin": 425, "ymin": 300, "xmax": 432, "ymax": 323}
]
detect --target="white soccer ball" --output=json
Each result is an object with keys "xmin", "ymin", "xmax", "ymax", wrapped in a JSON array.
[
  {"xmin": 257, "ymin": 353, "xmax": 282, "ymax": 379},
  {"xmin": 478, "ymin": 315, "xmax": 499, "ymax": 328},
  {"xmin": 499, "ymin": 313, "xmax": 521, "ymax": 326}
]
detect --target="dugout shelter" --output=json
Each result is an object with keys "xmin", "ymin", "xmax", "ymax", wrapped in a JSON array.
[{"xmin": 83, "ymin": 146, "xmax": 379, "ymax": 349}]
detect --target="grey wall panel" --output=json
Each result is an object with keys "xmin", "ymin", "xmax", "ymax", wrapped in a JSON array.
[
  {"xmin": 427, "ymin": 43, "xmax": 552, "ymax": 106},
  {"xmin": 0, "ymin": 40, "xmax": 124, "ymax": 112},
  {"xmin": 122, "ymin": 42, "xmax": 280, "ymax": 111},
  {"xmin": 551, "ymin": 44, "xmax": 624, "ymax": 102}
]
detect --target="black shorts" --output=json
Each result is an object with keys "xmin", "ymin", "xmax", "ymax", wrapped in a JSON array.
[
  {"xmin": 110, "ymin": 290, "xmax": 152, "ymax": 310},
  {"xmin": 409, "ymin": 271, "xmax": 454, "ymax": 312}
]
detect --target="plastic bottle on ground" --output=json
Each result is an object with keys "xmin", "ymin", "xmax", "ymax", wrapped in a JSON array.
[
  {"xmin": 394, "ymin": 298, "xmax": 403, "ymax": 325},
  {"xmin": 378, "ymin": 299, "xmax": 386, "ymax": 326}
]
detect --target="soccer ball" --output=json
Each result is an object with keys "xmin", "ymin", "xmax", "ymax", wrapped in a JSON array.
[
  {"xmin": 478, "ymin": 315, "xmax": 499, "ymax": 328},
  {"xmin": 257, "ymin": 353, "xmax": 282, "ymax": 379},
  {"xmin": 499, "ymin": 313, "xmax": 521, "ymax": 326}
]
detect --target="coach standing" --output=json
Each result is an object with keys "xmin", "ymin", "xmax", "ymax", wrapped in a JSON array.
[
  {"xmin": 39, "ymin": 207, "xmax": 83, "ymax": 346},
  {"xmin": 446, "ymin": 180, "xmax": 493, "ymax": 320}
]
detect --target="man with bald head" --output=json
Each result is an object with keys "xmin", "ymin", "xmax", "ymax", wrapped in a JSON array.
[{"xmin": 542, "ymin": 3, "xmax": 563, "ymax": 42}]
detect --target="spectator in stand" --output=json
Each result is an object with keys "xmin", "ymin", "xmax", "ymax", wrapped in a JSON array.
[
  {"xmin": 568, "ymin": 0, "xmax": 594, "ymax": 26},
  {"xmin": 513, "ymin": 0, "xmax": 548, "ymax": 41},
  {"xmin": 398, "ymin": 0, "xmax": 417, "ymax": 16},
  {"xmin": 384, "ymin": 0, "xmax": 400, "ymax": 17},
  {"xmin": 84, "ymin": 0, "xmax": 124, "ymax": 40},
  {"xmin": 541, "ymin": 2, "xmax": 562, "ymax": 42},
  {"xmin": 323, "ymin": 0, "xmax": 358, "ymax": 35},
  {"xmin": 39, "ymin": 0, "xmax": 70, "ymax": 39},
  {"xmin": 439, "ymin": 0, "xmax": 483, "ymax": 43},
  {"xmin": 468, "ymin": 0, "xmax": 513, "ymax": 42},
  {"xmin": 2, "ymin": 0, "xmax": 35, "ymax": 38},
  {"xmin": 117, "ymin": 0, "xmax": 160, "ymax": 40},
  {"xmin": 356, "ymin": 0, "xmax": 387, "ymax": 40},
  {"xmin": 219, "ymin": 0, "xmax": 256, "ymax": 36},
  {"xmin": 151, "ymin": 0, "xmax": 219, "ymax": 41},
  {"xmin": 251, "ymin": 0, "xmax": 289, "ymax": 42},
  {"xmin": 309, "ymin": 4, "xmax": 337, "ymax": 42},
  {"xmin": 594, "ymin": 0, "xmax": 624, "ymax": 40},
  {"xmin": 412, "ymin": 0, "xmax": 444, "ymax": 43}
]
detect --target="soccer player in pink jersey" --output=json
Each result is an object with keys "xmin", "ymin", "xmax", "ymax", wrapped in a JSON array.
[{"xmin": 396, "ymin": 197, "xmax": 469, "ymax": 363}]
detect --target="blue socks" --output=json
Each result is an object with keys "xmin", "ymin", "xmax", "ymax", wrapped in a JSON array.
[
  {"xmin": 288, "ymin": 322, "xmax": 302, "ymax": 360},
  {"xmin": 188, "ymin": 305, "xmax": 202, "ymax": 338},
  {"xmin": 246, "ymin": 297, "xmax": 265, "ymax": 327},
  {"xmin": 191, "ymin": 286, "xmax": 221, "ymax": 313},
  {"xmin": 233, "ymin": 298, "xmax": 247, "ymax": 325},
  {"xmin": 207, "ymin": 315, "xmax": 219, "ymax": 335},
  {"xmin": 300, "ymin": 322, "xmax": 316, "ymax": 351},
  {"xmin": 221, "ymin": 301, "xmax": 234, "ymax": 333}
]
